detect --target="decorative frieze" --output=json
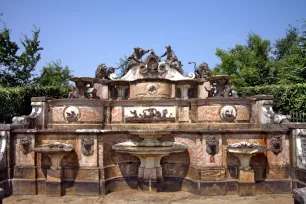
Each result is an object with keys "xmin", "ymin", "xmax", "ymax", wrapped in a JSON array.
[{"xmin": 124, "ymin": 106, "xmax": 176, "ymax": 123}]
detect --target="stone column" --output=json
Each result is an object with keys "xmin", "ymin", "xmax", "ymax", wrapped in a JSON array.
[
  {"xmin": 197, "ymin": 80, "xmax": 210, "ymax": 99},
  {"xmin": 177, "ymin": 84, "xmax": 191, "ymax": 100},
  {"xmin": 134, "ymin": 154, "xmax": 167, "ymax": 192}
]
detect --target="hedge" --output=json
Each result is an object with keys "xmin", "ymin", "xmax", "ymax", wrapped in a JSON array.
[
  {"xmin": 237, "ymin": 83, "xmax": 306, "ymax": 114},
  {"xmin": 0, "ymin": 86, "xmax": 67, "ymax": 123}
]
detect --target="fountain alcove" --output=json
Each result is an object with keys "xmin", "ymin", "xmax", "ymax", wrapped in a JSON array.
[{"xmin": 8, "ymin": 46, "xmax": 294, "ymax": 197}]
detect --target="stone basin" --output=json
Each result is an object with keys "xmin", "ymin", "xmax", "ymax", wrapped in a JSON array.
[
  {"xmin": 32, "ymin": 142, "xmax": 74, "ymax": 170},
  {"xmin": 226, "ymin": 142, "xmax": 268, "ymax": 170},
  {"xmin": 112, "ymin": 141, "xmax": 187, "ymax": 154}
]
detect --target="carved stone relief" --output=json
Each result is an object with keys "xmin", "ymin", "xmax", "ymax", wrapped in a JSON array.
[
  {"xmin": 124, "ymin": 106, "xmax": 176, "ymax": 123},
  {"xmin": 20, "ymin": 135, "xmax": 32, "ymax": 154},
  {"xmin": 261, "ymin": 100, "xmax": 290, "ymax": 124},
  {"xmin": 205, "ymin": 135, "xmax": 220, "ymax": 163},
  {"xmin": 81, "ymin": 136, "xmax": 94, "ymax": 156},
  {"xmin": 270, "ymin": 135, "xmax": 283, "ymax": 154},
  {"xmin": 64, "ymin": 106, "xmax": 80, "ymax": 122},
  {"xmin": 146, "ymin": 84, "xmax": 157, "ymax": 95},
  {"xmin": 220, "ymin": 105, "xmax": 237, "ymax": 121},
  {"xmin": 295, "ymin": 129, "xmax": 306, "ymax": 169},
  {"xmin": 0, "ymin": 131, "xmax": 7, "ymax": 162}
]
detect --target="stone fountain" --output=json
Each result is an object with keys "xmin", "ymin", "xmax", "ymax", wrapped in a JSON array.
[
  {"xmin": 226, "ymin": 142, "xmax": 268, "ymax": 195},
  {"xmin": 112, "ymin": 131, "xmax": 187, "ymax": 191},
  {"xmin": 32, "ymin": 142, "xmax": 74, "ymax": 196},
  {"xmin": 2, "ymin": 45, "xmax": 297, "ymax": 198}
]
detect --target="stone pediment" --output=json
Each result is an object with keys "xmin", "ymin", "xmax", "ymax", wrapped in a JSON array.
[{"xmin": 110, "ymin": 63, "xmax": 195, "ymax": 81}]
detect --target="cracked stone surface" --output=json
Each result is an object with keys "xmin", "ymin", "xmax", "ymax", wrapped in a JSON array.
[{"xmin": 4, "ymin": 191, "xmax": 293, "ymax": 204}]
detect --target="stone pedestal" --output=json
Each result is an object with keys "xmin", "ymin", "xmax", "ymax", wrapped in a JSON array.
[
  {"xmin": 177, "ymin": 84, "xmax": 190, "ymax": 100},
  {"xmin": 197, "ymin": 81, "xmax": 210, "ymax": 99},
  {"xmin": 45, "ymin": 153, "xmax": 67, "ymax": 197},
  {"xmin": 46, "ymin": 169, "xmax": 62, "ymax": 197},
  {"xmin": 239, "ymin": 170, "xmax": 255, "ymax": 182},
  {"xmin": 115, "ymin": 85, "xmax": 129, "ymax": 100},
  {"xmin": 136, "ymin": 156, "xmax": 165, "ymax": 192}
]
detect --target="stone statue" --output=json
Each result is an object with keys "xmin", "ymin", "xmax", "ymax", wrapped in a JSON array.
[
  {"xmin": 95, "ymin": 64, "xmax": 119, "ymax": 80},
  {"xmin": 68, "ymin": 85, "xmax": 80, "ymax": 98},
  {"xmin": 12, "ymin": 115, "xmax": 33, "ymax": 128},
  {"xmin": 160, "ymin": 45, "xmax": 183, "ymax": 74},
  {"xmin": 126, "ymin": 47, "xmax": 153, "ymax": 74},
  {"xmin": 262, "ymin": 101, "xmax": 291, "ymax": 124},
  {"xmin": 189, "ymin": 62, "xmax": 212, "ymax": 80}
]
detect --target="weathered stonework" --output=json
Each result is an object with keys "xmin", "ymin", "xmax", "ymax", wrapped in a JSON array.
[{"xmin": 5, "ymin": 46, "xmax": 301, "ymax": 198}]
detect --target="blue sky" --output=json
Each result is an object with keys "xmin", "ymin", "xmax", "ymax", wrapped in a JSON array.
[{"xmin": 1, "ymin": 0, "xmax": 306, "ymax": 77}]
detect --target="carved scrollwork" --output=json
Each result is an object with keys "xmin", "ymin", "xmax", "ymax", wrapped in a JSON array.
[
  {"xmin": 20, "ymin": 135, "xmax": 32, "ymax": 154},
  {"xmin": 270, "ymin": 135, "xmax": 283, "ymax": 154},
  {"xmin": 81, "ymin": 137, "xmax": 94, "ymax": 156}
]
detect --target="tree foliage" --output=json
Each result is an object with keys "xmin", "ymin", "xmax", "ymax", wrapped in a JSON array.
[
  {"xmin": 0, "ymin": 86, "xmax": 66, "ymax": 123},
  {"xmin": 214, "ymin": 22, "xmax": 306, "ymax": 87},
  {"xmin": 35, "ymin": 60, "xmax": 73, "ymax": 87},
  {"xmin": 117, "ymin": 55, "xmax": 128, "ymax": 77},
  {"xmin": 0, "ymin": 14, "xmax": 43, "ymax": 87}
]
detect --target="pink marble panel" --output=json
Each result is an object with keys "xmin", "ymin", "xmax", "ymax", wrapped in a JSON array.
[
  {"xmin": 235, "ymin": 105, "xmax": 250, "ymax": 121},
  {"xmin": 78, "ymin": 135, "xmax": 98, "ymax": 167},
  {"xmin": 175, "ymin": 134, "xmax": 202, "ymax": 167},
  {"xmin": 201, "ymin": 134, "xmax": 223, "ymax": 167},
  {"xmin": 179, "ymin": 107, "xmax": 190, "ymax": 122},
  {"xmin": 15, "ymin": 134, "xmax": 35, "ymax": 166},
  {"xmin": 266, "ymin": 134, "xmax": 289, "ymax": 166},
  {"xmin": 111, "ymin": 106, "xmax": 123, "ymax": 123},
  {"xmin": 198, "ymin": 106, "xmax": 220, "ymax": 122}
]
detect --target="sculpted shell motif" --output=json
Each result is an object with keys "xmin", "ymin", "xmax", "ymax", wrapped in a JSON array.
[{"xmin": 64, "ymin": 106, "xmax": 80, "ymax": 122}]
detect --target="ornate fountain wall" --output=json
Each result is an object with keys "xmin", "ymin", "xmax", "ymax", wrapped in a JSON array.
[{"xmin": 0, "ymin": 46, "xmax": 305, "ymax": 197}]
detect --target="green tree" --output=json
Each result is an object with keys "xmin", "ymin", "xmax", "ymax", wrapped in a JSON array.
[
  {"xmin": 0, "ymin": 14, "xmax": 43, "ymax": 87},
  {"xmin": 117, "ymin": 55, "xmax": 128, "ymax": 77},
  {"xmin": 35, "ymin": 60, "xmax": 73, "ymax": 86},
  {"xmin": 272, "ymin": 23, "xmax": 306, "ymax": 84},
  {"xmin": 214, "ymin": 33, "xmax": 273, "ymax": 87}
]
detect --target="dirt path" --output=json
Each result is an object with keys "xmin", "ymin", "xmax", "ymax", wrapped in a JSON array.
[{"xmin": 3, "ymin": 191, "xmax": 294, "ymax": 204}]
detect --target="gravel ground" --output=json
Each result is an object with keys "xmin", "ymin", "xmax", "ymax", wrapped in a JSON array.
[{"xmin": 3, "ymin": 191, "xmax": 294, "ymax": 204}]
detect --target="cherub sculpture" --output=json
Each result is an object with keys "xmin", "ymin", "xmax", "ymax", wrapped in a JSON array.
[
  {"xmin": 125, "ymin": 47, "xmax": 153, "ymax": 74},
  {"xmin": 160, "ymin": 45, "xmax": 183, "ymax": 74},
  {"xmin": 95, "ymin": 63, "xmax": 119, "ymax": 80}
]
